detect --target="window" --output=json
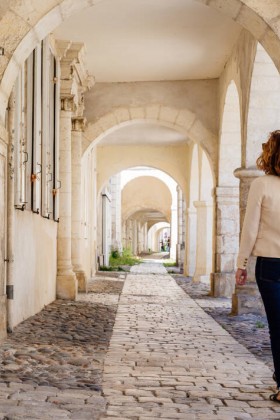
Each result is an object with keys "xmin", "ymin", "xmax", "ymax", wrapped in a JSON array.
[{"xmin": 13, "ymin": 37, "xmax": 60, "ymax": 220}]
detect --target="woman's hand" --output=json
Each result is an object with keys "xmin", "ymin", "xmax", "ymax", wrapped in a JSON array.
[{"xmin": 235, "ymin": 268, "xmax": 247, "ymax": 286}]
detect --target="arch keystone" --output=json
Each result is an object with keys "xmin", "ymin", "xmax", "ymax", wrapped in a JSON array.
[
  {"xmin": 113, "ymin": 107, "xmax": 130, "ymax": 124},
  {"xmin": 159, "ymin": 106, "xmax": 179, "ymax": 125},
  {"xmin": 129, "ymin": 107, "xmax": 145, "ymax": 120},
  {"xmin": 145, "ymin": 105, "xmax": 160, "ymax": 120}
]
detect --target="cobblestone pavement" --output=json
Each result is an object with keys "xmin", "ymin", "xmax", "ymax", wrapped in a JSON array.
[
  {"xmin": 174, "ymin": 275, "xmax": 273, "ymax": 370},
  {"xmin": 0, "ymin": 264, "xmax": 277, "ymax": 419},
  {"xmin": 101, "ymin": 262, "xmax": 279, "ymax": 419},
  {"xmin": 0, "ymin": 275, "xmax": 125, "ymax": 419}
]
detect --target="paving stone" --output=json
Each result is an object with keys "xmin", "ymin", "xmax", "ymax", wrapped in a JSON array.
[
  {"xmin": 0, "ymin": 260, "xmax": 278, "ymax": 418},
  {"xmin": 102, "ymin": 261, "xmax": 276, "ymax": 418}
]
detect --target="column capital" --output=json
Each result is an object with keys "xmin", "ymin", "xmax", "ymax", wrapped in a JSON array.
[
  {"xmin": 215, "ymin": 186, "xmax": 240, "ymax": 204},
  {"xmin": 215, "ymin": 186, "xmax": 239, "ymax": 198},
  {"xmin": 234, "ymin": 167, "xmax": 263, "ymax": 179},
  {"xmin": 72, "ymin": 116, "xmax": 87, "ymax": 132},
  {"xmin": 61, "ymin": 95, "xmax": 75, "ymax": 112},
  {"xmin": 193, "ymin": 200, "xmax": 213, "ymax": 209},
  {"xmin": 185, "ymin": 207, "xmax": 196, "ymax": 216}
]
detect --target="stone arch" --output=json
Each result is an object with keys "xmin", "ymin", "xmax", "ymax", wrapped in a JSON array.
[
  {"xmin": 121, "ymin": 176, "xmax": 172, "ymax": 223},
  {"xmin": 219, "ymin": 80, "xmax": 242, "ymax": 186},
  {"xmin": 95, "ymin": 144, "xmax": 189, "ymax": 197},
  {"xmin": 119, "ymin": 168, "xmax": 178, "ymax": 260},
  {"xmin": 83, "ymin": 105, "xmax": 217, "ymax": 175},
  {"xmin": 2, "ymin": 0, "xmax": 280, "ymax": 124},
  {"xmin": 120, "ymin": 166, "xmax": 179, "ymax": 203},
  {"xmin": 246, "ymin": 42, "xmax": 280, "ymax": 167},
  {"xmin": 147, "ymin": 222, "xmax": 170, "ymax": 253}
]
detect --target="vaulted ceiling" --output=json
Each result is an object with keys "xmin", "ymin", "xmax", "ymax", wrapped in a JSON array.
[{"xmin": 54, "ymin": 0, "xmax": 241, "ymax": 82}]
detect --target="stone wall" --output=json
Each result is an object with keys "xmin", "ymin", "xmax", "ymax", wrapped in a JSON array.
[{"xmin": 13, "ymin": 211, "xmax": 57, "ymax": 326}]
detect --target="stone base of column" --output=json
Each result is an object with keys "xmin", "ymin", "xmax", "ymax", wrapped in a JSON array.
[
  {"xmin": 57, "ymin": 274, "xmax": 77, "ymax": 300},
  {"xmin": 210, "ymin": 272, "xmax": 235, "ymax": 298},
  {"xmin": 231, "ymin": 283, "xmax": 265, "ymax": 315},
  {"xmin": 75, "ymin": 270, "xmax": 87, "ymax": 293},
  {"xmin": 193, "ymin": 274, "xmax": 210, "ymax": 284},
  {"xmin": 0, "ymin": 296, "xmax": 7, "ymax": 338}
]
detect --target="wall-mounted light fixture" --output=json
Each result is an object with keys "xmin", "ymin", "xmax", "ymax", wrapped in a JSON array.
[{"xmin": 0, "ymin": 47, "xmax": 4, "ymax": 56}]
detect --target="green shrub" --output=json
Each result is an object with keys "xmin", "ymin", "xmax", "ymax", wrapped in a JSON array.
[
  {"xmin": 99, "ymin": 265, "xmax": 115, "ymax": 271},
  {"xmin": 109, "ymin": 247, "xmax": 142, "ymax": 267},
  {"xmin": 255, "ymin": 321, "xmax": 265, "ymax": 329},
  {"xmin": 163, "ymin": 262, "xmax": 177, "ymax": 267},
  {"xmin": 111, "ymin": 248, "xmax": 120, "ymax": 259}
]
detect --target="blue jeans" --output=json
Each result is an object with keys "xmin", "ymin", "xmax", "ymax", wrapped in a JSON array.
[{"xmin": 256, "ymin": 256, "xmax": 280, "ymax": 388}]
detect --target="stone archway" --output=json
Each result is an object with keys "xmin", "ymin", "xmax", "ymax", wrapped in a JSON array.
[
  {"xmin": 1, "ymin": 0, "xmax": 280, "ymax": 125},
  {"xmin": 83, "ymin": 106, "xmax": 218, "ymax": 180},
  {"xmin": 121, "ymin": 176, "xmax": 173, "ymax": 256}
]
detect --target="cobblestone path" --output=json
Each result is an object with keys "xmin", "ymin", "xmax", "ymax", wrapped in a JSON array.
[
  {"xmin": 0, "ymin": 265, "xmax": 278, "ymax": 419},
  {"xmin": 0, "ymin": 275, "xmax": 125, "ymax": 419},
  {"xmin": 174, "ymin": 275, "xmax": 272, "ymax": 370},
  {"xmin": 101, "ymin": 262, "xmax": 280, "ymax": 419}
]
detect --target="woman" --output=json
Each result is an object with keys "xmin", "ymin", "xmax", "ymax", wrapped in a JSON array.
[{"xmin": 236, "ymin": 130, "xmax": 280, "ymax": 402}]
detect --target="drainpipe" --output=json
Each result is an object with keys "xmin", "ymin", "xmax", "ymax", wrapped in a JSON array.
[{"xmin": 6, "ymin": 89, "xmax": 15, "ymax": 332}]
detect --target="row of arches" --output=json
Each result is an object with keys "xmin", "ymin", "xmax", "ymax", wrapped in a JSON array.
[{"xmin": 0, "ymin": 0, "xmax": 280, "ymax": 332}]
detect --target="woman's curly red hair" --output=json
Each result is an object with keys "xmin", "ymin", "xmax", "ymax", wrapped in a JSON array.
[{"xmin": 256, "ymin": 130, "xmax": 280, "ymax": 176}]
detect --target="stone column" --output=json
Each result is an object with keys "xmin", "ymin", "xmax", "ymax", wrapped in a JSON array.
[
  {"xmin": 57, "ymin": 96, "xmax": 77, "ymax": 299},
  {"xmin": 71, "ymin": 117, "xmax": 87, "ymax": 292},
  {"xmin": 170, "ymin": 204, "xmax": 177, "ymax": 260},
  {"xmin": 232, "ymin": 167, "xmax": 264, "ymax": 315},
  {"xmin": 176, "ymin": 187, "xmax": 185, "ymax": 270},
  {"xmin": 144, "ymin": 222, "xmax": 148, "ymax": 252},
  {"xmin": 132, "ymin": 220, "xmax": 138, "ymax": 255},
  {"xmin": 184, "ymin": 207, "xmax": 197, "ymax": 276},
  {"xmin": 110, "ymin": 174, "xmax": 122, "ymax": 252},
  {"xmin": 126, "ymin": 219, "xmax": 133, "ymax": 251},
  {"xmin": 210, "ymin": 186, "xmax": 239, "ymax": 297},
  {"xmin": 102, "ymin": 188, "xmax": 112, "ymax": 267},
  {"xmin": 137, "ymin": 221, "xmax": 143, "ymax": 254},
  {"xmin": 193, "ymin": 201, "xmax": 213, "ymax": 283}
]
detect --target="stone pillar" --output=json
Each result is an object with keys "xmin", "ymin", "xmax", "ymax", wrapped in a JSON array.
[
  {"xmin": 184, "ymin": 207, "xmax": 197, "ymax": 276},
  {"xmin": 126, "ymin": 219, "xmax": 133, "ymax": 251},
  {"xmin": 232, "ymin": 167, "xmax": 265, "ymax": 315},
  {"xmin": 137, "ymin": 221, "xmax": 143, "ymax": 254},
  {"xmin": 110, "ymin": 174, "xmax": 122, "ymax": 252},
  {"xmin": 193, "ymin": 201, "xmax": 213, "ymax": 283},
  {"xmin": 176, "ymin": 187, "xmax": 185, "ymax": 270},
  {"xmin": 170, "ymin": 205, "xmax": 177, "ymax": 260},
  {"xmin": 211, "ymin": 186, "xmax": 239, "ymax": 297},
  {"xmin": 132, "ymin": 220, "xmax": 138, "ymax": 255},
  {"xmin": 71, "ymin": 117, "xmax": 87, "ymax": 292},
  {"xmin": 102, "ymin": 188, "xmax": 112, "ymax": 267},
  {"xmin": 142, "ymin": 222, "xmax": 148, "ymax": 252},
  {"xmin": 57, "ymin": 96, "xmax": 77, "ymax": 300}
]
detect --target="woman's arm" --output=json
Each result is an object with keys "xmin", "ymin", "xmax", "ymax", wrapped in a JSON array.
[{"xmin": 236, "ymin": 178, "xmax": 264, "ymax": 270}]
